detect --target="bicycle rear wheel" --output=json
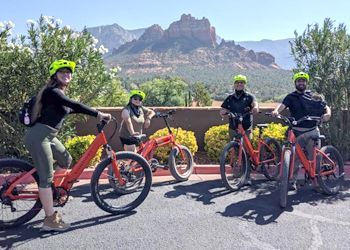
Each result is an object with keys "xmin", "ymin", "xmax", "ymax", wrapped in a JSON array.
[
  {"xmin": 261, "ymin": 138, "xmax": 281, "ymax": 181},
  {"xmin": 220, "ymin": 141, "xmax": 248, "ymax": 191},
  {"xmin": 316, "ymin": 145, "xmax": 344, "ymax": 195},
  {"xmin": 91, "ymin": 152, "xmax": 152, "ymax": 214},
  {"xmin": 280, "ymin": 148, "xmax": 291, "ymax": 208},
  {"xmin": 168, "ymin": 145, "xmax": 194, "ymax": 182},
  {"xmin": 0, "ymin": 159, "xmax": 41, "ymax": 229}
]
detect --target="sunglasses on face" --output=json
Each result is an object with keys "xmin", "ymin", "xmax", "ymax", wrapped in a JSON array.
[
  {"xmin": 234, "ymin": 81, "xmax": 245, "ymax": 85},
  {"xmin": 132, "ymin": 96, "xmax": 142, "ymax": 101},
  {"xmin": 57, "ymin": 69, "xmax": 72, "ymax": 74},
  {"xmin": 296, "ymin": 78, "xmax": 307, "ymax": 83}
]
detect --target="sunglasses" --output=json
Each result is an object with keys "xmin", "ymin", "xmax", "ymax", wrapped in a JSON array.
[
  {"xmin": 132, "ymin": 96, "xmax": 143, "ymax": 101},
  {"xmin": 234, "ymin": 81, "xmax": 246, "ymax": 84},
  {"xmin": 296, "ymin": 78, "xmax": 307, "ymax": 82}
]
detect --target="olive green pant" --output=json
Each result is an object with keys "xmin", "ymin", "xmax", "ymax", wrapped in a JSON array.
[{"xmin": 24, "ymin": 123, "xmax": 72, "ymax": 188}]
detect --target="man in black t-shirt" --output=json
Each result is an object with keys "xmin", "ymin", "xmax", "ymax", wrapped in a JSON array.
[
  {"xmin": 220, "ymin": 74, "xmax": 259, "ymax": 139},
  {"xmin": 272, "ymin": 71, "xmax": 331, "ymax": 189},
  {"xmin": 220, "ymin": 74, "xmax": 259, "ymax": 185}
]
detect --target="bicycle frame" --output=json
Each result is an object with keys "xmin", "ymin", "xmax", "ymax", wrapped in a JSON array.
[
  {"xmin": 283, "ymin": 128, "xmax": 337, "ymax": 179},
  {"xmin": 4, "ymin": 120, "xmax": 126, "ymax": 201},
  {"xmin": 230, "ymin": 114, "xmax": 278, "ymax": 168},
  {"xmin": 138, "ymin": 112, "xmax": 184, "ymax": 161}
]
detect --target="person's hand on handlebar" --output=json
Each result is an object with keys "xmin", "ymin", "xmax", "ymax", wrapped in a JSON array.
[
  {"xmin": 220, "ymin": 109, "xmax": 229, "ymax": 117},
  {"xmin": 271, "ymin": 110, "xmax": 279, "ymax": 117},
  {"xmin": 97, "ymin": 112, "xmax": 112, "ymax": 122}
]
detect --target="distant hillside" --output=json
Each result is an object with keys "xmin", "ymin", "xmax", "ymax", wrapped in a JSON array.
[{"xmin": 237, "ymin": 39, "xmax": 295, "ymax": 69}]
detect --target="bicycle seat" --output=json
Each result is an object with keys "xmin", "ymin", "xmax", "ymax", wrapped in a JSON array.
[
  {"xmin": 257, "ymin": 124, "xmax": 268, "ymax": 128},
  {"xmin": 131, "ymin": 134, "xmax": 147, "ymax": 142},
  {"xmin": 310, "ymin": 135, "xmax": 325, "ymax": 141}
]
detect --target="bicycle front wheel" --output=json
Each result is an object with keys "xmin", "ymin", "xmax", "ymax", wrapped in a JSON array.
[
  {"xmin": 316, "ymin": 145, "xmax": 344, "ymax": 195},
  {"xmin": 220, "ymin": 141, "xmax": 248, "ymax": 191},
  {"xmin": 0, "ymin": 159, "xmax": 41, "ymax": 230},
  {"xmin": 280, "ymin": 148, "xmax": 291, "ymax": 208},
  {"xmin": 168, "ymin": 145, "xmax": 194, "ymax": 182},
  {"xmin": 91, "ymin": 152, "xmax": 152, "ymax": 215}
]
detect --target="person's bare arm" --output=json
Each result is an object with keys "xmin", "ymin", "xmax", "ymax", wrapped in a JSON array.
[
  {"xmin": 322, "ymin": 105, "xmax": 331, "ymax": 122},
  {"xmin": 272, "ymin": 103, "xmax": 286, "ymax": 116}
]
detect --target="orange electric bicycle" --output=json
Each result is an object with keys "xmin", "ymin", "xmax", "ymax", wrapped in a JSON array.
[
  {"xmin": 267, "ymin": 113, "xmax": 344, "ymax": 208},
  {"xmin": 0, "ymin": 118, "xmax": 152, "ymax": 229},
  {"xmin": 108, "ymin": 110, "xmax": 193, "ymax": 187},
  {"xmin": 220, "ymin": 112, "xmax": 281, "ymax": 191}
]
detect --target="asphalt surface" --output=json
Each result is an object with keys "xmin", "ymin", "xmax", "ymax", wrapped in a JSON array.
[{"xmin": 1, "ymin": 176, "xmax": 350, "ymax": 250}]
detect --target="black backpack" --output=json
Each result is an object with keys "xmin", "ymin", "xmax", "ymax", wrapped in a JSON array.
[{"xmin": 18, "ymin": 96, "xmax": 37, "ymax": 127}]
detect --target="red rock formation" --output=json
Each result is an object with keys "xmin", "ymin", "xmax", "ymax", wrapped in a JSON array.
[{"xmin": 163, "ymin": 14, "xmax": 217, "ymax": 48}]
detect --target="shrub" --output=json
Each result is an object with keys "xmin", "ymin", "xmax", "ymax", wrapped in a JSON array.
[
  {"xmin": 64, "ymin": 135, "xmax": 102, "ymax": 168},
  {"xmin": 149, "ymin": 127, "xmax": 198, "ymax": 163},
  {"xmin": 204, "ymin": 123, "xmax": 287, "ymax": 160},
  {"xmin": 204, "ymin": 124, "xmax": 230, "ymax": 160},
  {"xmin": 251, "ymin": 123, "xmax": 288, "ymax": 147}
]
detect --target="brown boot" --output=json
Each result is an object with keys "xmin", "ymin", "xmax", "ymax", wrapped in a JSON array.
[{"xmin": 41, "ymin": 211, "xmax": 70, "ymax": 232}]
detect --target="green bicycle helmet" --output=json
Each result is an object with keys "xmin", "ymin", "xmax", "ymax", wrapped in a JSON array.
[
  {"xmin": 293, "ymin": 71, "xmax": 309, "ymax": 82},
  {"xmin": 49, "ymin": 59, "xmax": 76, "ymax": 76},
  {"xmin": 129, "ymin": 89, "xmax": 146, "ymax": 100},
  {"xmin": 233, "ymin": 74, "xmax": 247, "ymax": 84}
]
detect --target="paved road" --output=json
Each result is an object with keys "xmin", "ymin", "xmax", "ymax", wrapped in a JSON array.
[{"xmin": 2, "ymin": 176, "xmax": 350, "ymax": 250}]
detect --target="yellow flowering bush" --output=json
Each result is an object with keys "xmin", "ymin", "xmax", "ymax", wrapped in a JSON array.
[
  {"xmin": 251, "ymin": 123, "xmax": 288, "ymax": 147},
  {"xmin": 204, "ymin": 124, "xmax": 230, "ymax": 160},
  {"xmin": 64, "ymin": 135, "xmax": 102, "ymax": 168},
  {"xmin": 149, "ymin": 127, "xmax": 198, "ymax": 163}
]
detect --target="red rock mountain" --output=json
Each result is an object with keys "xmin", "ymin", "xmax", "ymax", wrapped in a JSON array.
[{"xmin": 105, "ymin": 14, "xmax": 280, "ymax": 79}]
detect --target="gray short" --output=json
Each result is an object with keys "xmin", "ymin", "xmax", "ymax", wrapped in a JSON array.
[{"xmin": 24, "ymin": 123, "xmax": 72, "ymax": 188}]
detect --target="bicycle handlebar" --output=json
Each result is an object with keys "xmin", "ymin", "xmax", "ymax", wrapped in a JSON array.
[
  {"xmin": 97, "ymin": 116, "xmax": 118, "ymax": 140},
  {"xmin": 265, "ymin": 112, "xmax": 322, "ymax": 127},
  {"xmin": 223, "ymin": 111, "xmax": 251, "ymax": 121},
  {"xmin": 155, "ymin": 109, "xmax": 176, "ymax": 118}
]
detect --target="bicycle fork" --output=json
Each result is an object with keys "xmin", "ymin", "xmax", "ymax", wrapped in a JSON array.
[{"xmin": 105, "ymin": 145, "xmax": 126, "ymax": 186}]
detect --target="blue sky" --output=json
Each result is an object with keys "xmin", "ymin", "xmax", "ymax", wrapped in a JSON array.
[{"xmin": 1, "ymin": 0, "xmax": 350, "ymax": 41}]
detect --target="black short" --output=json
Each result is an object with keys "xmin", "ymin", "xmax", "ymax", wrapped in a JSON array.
[{"xmin": 120, "ymin": 137, "xmax": 140, "ymax": 146}]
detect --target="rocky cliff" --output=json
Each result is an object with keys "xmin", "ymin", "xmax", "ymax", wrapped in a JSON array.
[{"xmin": 107, "ymin": 14, "xmax": 279, "ymax": 75}]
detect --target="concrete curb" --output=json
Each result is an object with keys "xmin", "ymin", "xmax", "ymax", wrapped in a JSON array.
[{"xmin": 78, "ymin": 162, "xmax": 350, "ymax": 180}]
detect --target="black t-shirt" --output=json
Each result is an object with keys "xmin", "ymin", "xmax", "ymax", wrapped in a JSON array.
[
  {"xmin": 221, "ymin": 91, "xmax": 256, "ymax": 130},
  {"xmin": 38, "ymin": 87, "xmax": 98, "ymax": 129},
  {"xmin": 282, "ymin": 90, "xmax": 327, "ymax": 128}
]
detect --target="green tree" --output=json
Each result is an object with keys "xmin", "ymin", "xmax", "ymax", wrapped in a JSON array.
[
  {"xmin": 140, "ymin": 77, "xmax": 188, "ymax": 106},
  {"xmin": 0, "ymin": 17, "xmax": 123, "ymax": 158},
  {"xmin": 291, "ymin": 18, "xmax": 350, "ymax": 159},
  {"xmin": 192, "ymin": 82, "xmax": 212, "ymax": 106}
]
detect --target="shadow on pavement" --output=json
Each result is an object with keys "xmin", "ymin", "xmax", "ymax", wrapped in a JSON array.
[
  {"xmin": 218, "ymin": 179, "xmax": 350, "ymax": 225},
  {"xmin": 0, "ymin": 211, "xmax": 135, "ymax": 249},
  {"xmin": 163, "ymin": 179, "xmax": 233, "ymax": 205}
]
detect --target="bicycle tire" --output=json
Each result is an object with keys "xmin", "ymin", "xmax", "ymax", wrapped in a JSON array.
[
  {"xmin": 168, "ymin": 145, "xmax": 194, "ymax": 182},
  {"xmin": 261, "ymin": 137, "xmax": 281, "ymax": 181},
  {"xmin": 0, "ymin": 158, "xmax": 41, "ymax": 230},
  {"xmin": 220, "ymin": 141, "xmax": 248, "ymax": 191},
  {"xmin": 316, "ymin": 145, "xmax": 344, "ymax": 195},
  {"xmin": 280, "ymin": 148, "xmax": 291, "ymax": 208},
  {"xmin": 91, "ymin": 152, "xmax": 152, "ymax": 214}
]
